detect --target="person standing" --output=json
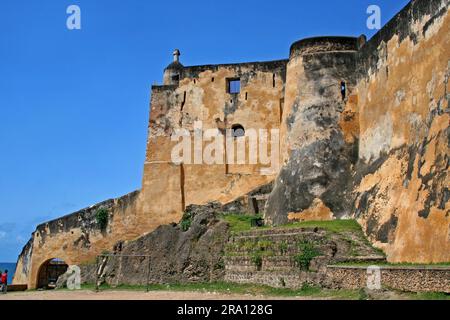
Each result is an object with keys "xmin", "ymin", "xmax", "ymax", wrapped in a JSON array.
[{"xmin": 1, "ymin": 270, "xmax": 8, "ymax": 294}]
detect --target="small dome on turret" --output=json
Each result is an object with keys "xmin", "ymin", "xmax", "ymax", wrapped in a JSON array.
[
  {"xmin": 163, "ymin": 49, "xmax": 184, "ymax": 85},
  {"xmin": 165, "ymin": 49, "xmax": 184, "ymax": 70}
]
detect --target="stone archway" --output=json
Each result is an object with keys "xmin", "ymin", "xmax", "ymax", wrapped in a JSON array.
[{"xmin": 36, "ymin": 258, "xmax": 68, "ymax": 289}]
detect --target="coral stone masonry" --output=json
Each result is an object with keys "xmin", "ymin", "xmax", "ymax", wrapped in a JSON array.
[{"xmin": 13, "ymin": 0, "xmax": 450, "ymax": 290}]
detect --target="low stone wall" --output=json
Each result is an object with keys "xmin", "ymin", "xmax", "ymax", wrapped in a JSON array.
[
  {"xmin": 225, "ymin": 270, "xmax": 324, "ymax": 289},
  {"xmin": 224, "ymin": 227, "xmax": 449, "ymax": 293},
  {"xmin": 325, "ymin": 266, "xmax": 450, "ymax": 293},
  {"xmin": 224, "ymin": 226, "xmax": 386, "ymax": 289}
]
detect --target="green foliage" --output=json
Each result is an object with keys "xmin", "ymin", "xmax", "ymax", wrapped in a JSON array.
[
  {"xmin": 221, "ymin": 214, "xmax": 263, "ymax": 233},
  {"xmin": 358, "ymin": 288, "xmax": 369, "ymax": 300},
  {"xmin": 251, "ymin": 251, "xmax": 263, "ymax": 270},
  {"xmin": 294, "ymin": 241, "xmax": 321, "ymax": 271},
  {"xmin": 279, "ymin": 241, "xmax": 288, "ymax": 255},
  {"xmin": 95, "ymin": 208, "xmax": 109, "ymax": 230},
  {"xmin": 214, "ymin": 260, "xmax": 225, "ymax": 270},
  {"xmin": 257, "ymin": 240, "xmax": 272, "ymax": 250},
  {"xmin": 413, "ymin": 292, "xmax": 450, "ymax": 300},
  {"xmin": 180, "ymin": 212, "xmax": 192, "ymax": 232}
]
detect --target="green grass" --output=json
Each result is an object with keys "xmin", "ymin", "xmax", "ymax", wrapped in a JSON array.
[
  {"xmin": 47, "ymin": 283, "xmax": 450, "ymax": 300},
  {"xmin": 280, "ymin": 220, "xmax": 386, "ymax": 257},
  {"xmin": 221, "ymin": 214, "xmax": 364, "ymax": 235},
  {"xmin": 412, "ymin": 292, "xmax": 450, "ymax": 300},
  {"xmin": 221, "ymin": 214, "xmax": 262, "ymax": 233},
  {"xmin": 80, "ymin": 282, "xmax": 361, "ymax": 299},
  {"xmin": 281, "ymin": 219, "xmax": 363, "ymax": 233}
]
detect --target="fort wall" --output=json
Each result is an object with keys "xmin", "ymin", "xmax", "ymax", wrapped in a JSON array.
[
  {"xmin": 13, "ymin": 0, "xmax": 449, "ymax": 288},
  {"xmin": 353, "ymin": 0, "xmax": 449, "ymax": 263}
]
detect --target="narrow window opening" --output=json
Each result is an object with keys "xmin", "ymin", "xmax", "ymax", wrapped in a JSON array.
[
  {"xmin": 245, "ymin": 92, "xmax": 248, "ymax": 100},
  {"xmin": 279, "ymin": 98, "xmax": 284, "ymax": 124},
  {"xmin": 181, "ymin": 91, "xmax": 186, "ymax": 111},
  {"xmin": 272, "ymin": 74, "xmax": 276, "ymax": 88},
  {"xmin": 227, "ymin": 78, "xmax": 241, "ymax": 94},
  {"xmin": 340, "ymin": 81, "xmax": 346, "ymax": 101},
  {"xmin": 180, "ymin": 164, "xmax": 186, "ymax": 211},
  {"xmin": 212, "ymin": 77, "xmax": 215, "ymax": 82}
]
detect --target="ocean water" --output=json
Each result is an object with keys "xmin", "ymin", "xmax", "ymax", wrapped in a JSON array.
[{"xmin": 0, "ymin": 263, "xmax": 16, "ymax": 284}]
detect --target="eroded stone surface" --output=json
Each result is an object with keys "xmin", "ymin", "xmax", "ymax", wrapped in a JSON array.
[{"xmin": 13, "ymin": 0, "xmax": 450, "ymax": 289}]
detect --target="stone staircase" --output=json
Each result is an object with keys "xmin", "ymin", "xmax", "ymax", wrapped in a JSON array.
[{"xmin": 224, "ymin": 226, "xmax": 386, "ymax": 289}]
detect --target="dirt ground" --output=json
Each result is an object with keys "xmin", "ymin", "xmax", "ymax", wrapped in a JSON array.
[{"xmin": 0, "ymin": 290, "xmax": 324, "ymax": 300}]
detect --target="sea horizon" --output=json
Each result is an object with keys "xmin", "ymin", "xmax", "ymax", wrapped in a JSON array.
[{"xmin": 0, "ymin": 262, "xmax": 16, "ymax": 284}]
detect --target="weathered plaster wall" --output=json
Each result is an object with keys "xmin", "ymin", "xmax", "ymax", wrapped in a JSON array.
[
  {"xmin": 265, "ymin": 38, "xmax": 361, "ymax": 224},
  {"xmin": 14, "ymin": 0, "xmax": 449, "ymax": 289},
  {"xmin": 12, "ymin": 191, "xmax": 162, "ymax": 288},
  {"xmin": 141, "ymin": 61, "xmax": 287, "ymax": 217},
  {"xmin": 265, "ymin": 0, "xmax": 449, "ymax": 263},
  {"xmin": 353, "ymin": 0, "xmax": 449, "ymax": 263}
]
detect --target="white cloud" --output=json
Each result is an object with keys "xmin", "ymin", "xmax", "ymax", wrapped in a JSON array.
[{"xmin": 16, "ymin": 235, "xmax": 26, "ymax": 243}]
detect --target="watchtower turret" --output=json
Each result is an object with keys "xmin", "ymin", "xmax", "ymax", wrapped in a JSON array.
[{"xmin": 163, "ymin": 49, "xmax": 184, "ymax": 85}]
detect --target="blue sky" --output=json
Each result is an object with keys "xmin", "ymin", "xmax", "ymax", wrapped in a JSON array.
[{"xmin": 0, "ymin": 0, "xmax": 410, "ymax": 262}]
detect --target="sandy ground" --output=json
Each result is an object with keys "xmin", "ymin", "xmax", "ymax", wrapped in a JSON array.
[{"xmin": 0, "ymin": 290, "xmax": 323, "ymax": 300}]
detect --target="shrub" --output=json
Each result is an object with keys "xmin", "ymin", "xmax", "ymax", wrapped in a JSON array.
[
  {"xmin": 251, "ymin": 252, "xmax": 263, "ymax": 270},
  {"xmin": 279, "ymin": 241, "xmax": 288, "ymax": 255},
  {"xmin": 96, "ymin": 208, "xmax": 109, "ymax": 230},
  {"xmin": 180, "ymin": 212, "xmax": 192, "ymax": 232},
  {"xmin": 294, "ymin": 241, "xmax": 321, "ymax": 271}
]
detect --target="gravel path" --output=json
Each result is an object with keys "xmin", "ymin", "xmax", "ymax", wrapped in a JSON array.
[{"xmin": 0, "ymin": 290, "xmax": 324, "ymax": 300}]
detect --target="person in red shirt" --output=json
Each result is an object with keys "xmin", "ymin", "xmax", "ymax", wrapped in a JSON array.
[{"xmin": 0, "ymin": 270, "xmax": 8, "ymax": 294}]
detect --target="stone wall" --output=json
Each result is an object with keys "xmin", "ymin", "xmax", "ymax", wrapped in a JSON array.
[
  {"xmin": 14, "ymin": 0, "xmax": 449, "ymax": 289},
  {"xmin": 265, "ymin": 0, "xmax": 450, "ymax": 263},
  {"xmin": 224, "ymin": 226, "xmax": 449, "ymax": 293},
  {"xmin": 141, "ymin": 60, "xmax": 287, "ymax": 222},
  {"xmin": 353, "ymin": 0, "xmax": 449, "ymax": 263},
  {"xmin": 13, "ymin": 191, "xmax": 161, "ymax": 288},
  {"xmin": 266, "ymin": 37, "xmax": 360, "ymax": 224},
  {"xmin": 224, "ymin": 226, "xmax": 385, "ymax": 289},
  {"xmin": 84, "ymin": 203, "xmax": 229, "ymax": 286},
  {"xmin": 326, "ymin": 266, "xmax": 450, "ymax": 293}
]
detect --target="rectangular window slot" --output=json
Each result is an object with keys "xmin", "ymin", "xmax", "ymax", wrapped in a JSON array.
[
  {"xmin": 181, "ymin": 91, "xmax": 186, "ymax": 111},
  {"xmin": 279, "ymin": 98, "xmax": 284, "ymax": 124},
  {"xmin": 227, "ymin": 78, "xmax": 241, "ymax": 94}
]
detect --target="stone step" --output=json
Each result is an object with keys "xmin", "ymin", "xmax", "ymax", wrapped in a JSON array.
[
  {"xmin": 333, "ymin": 255, "xmax": 387, "ymax": 263},
  {"xmin": 231, "ymin": 230, "xmax": 324, "ymax": 242},
  {"xmin": 232, "ymin": 227, "xmax": 320, "ymax": 238},
  {"xmin": 225, "ymin": 255, "xmax": 386, "ymax": 272}
]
